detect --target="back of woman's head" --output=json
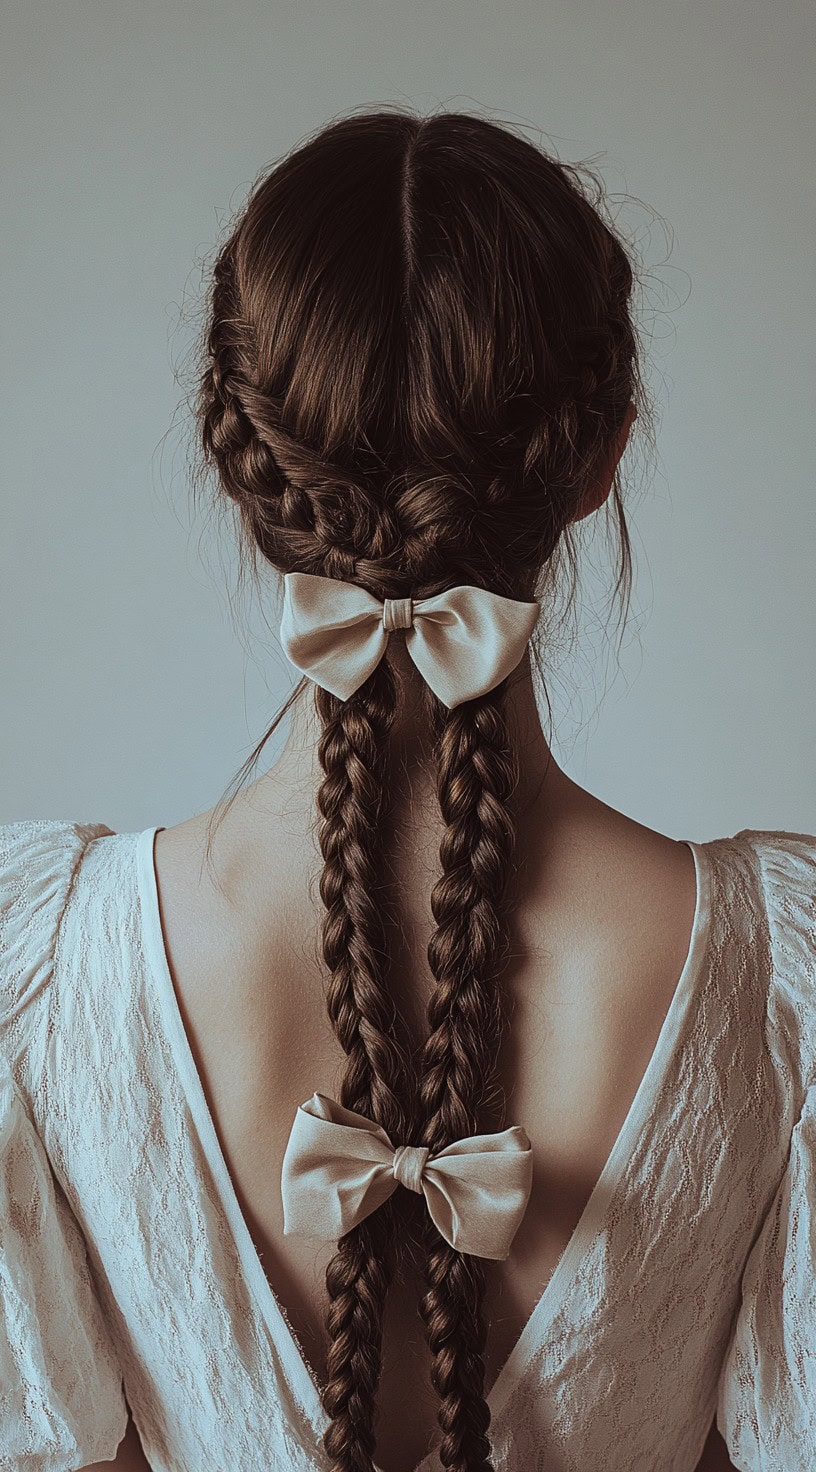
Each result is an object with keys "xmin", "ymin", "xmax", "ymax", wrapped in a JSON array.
[{"xmin": 196, "ymin": 106, "xmax": 647, "ymax": 1472}]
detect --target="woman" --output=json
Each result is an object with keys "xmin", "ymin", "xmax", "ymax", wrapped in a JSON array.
[{"xmin": 1, "ymin": 108, "xmax": 813, "ymax": 1472}]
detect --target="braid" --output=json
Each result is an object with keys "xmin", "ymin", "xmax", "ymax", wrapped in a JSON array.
[
  {"xmin": 313, "ymin": 661, "xmax": 416, "ymax": 1472},
  {"xmin": 416, "ymin": 687, "xmax": 520, "ymax": 1472}
]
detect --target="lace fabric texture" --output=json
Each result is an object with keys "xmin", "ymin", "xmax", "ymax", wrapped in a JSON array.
[{"xmin": 0, "ymin": 818, "xmax": 815, "ymax": 1471}]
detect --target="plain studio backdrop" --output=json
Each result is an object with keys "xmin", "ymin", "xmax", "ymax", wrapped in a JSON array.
[{"xmin": 1, "ymin": 0, "xmax": 813, "ymax": 837}]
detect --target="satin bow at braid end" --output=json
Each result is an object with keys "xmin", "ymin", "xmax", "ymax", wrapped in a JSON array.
[
  {"xmin": 279, "ymin": 570, "xmax": 541, "ymax": 709},
  {"xmin": 280, "ymin": 1092, "xmax": 534, "ymax": 1261}
]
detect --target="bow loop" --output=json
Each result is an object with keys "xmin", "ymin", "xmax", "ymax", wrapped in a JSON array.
[
  {"xmin": 279, "ymin": 572, "xmax": 540, "ymax": 709},
  {"xmin": 281, "ymin": 1093, "xmax": 533, "ymax": 1261}
]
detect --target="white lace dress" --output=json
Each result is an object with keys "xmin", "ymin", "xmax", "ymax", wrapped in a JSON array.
[{"xmin": 0, "ymin": 820, "xmax": 815, "ymax": 1472}]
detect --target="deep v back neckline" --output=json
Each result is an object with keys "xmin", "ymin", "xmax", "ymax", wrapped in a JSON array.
[{"xmin": 135, "ymin": 823, "xmax": 713, "ymax": 1472}]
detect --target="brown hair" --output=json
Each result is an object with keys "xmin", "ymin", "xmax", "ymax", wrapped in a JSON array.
[{"xmin": 194, "ymin": 104, "xmax": 651, "ymax": 1471}]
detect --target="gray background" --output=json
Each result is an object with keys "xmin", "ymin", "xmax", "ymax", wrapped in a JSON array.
[{"xmin": 2, "ymin": 0, "xmax": 813, "ymax": 838}]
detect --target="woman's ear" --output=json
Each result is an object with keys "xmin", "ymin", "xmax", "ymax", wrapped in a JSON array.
[{"xmin": 570, "ymin": 401, "xmax": 637, "ymax": 523}]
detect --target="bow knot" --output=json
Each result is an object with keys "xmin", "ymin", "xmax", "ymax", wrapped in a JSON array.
[
  {"xmin": 279, "ymin": 571, "xmax": 541, "ymax": 709},
  {"xmin": 382, "ymin": 596, "xmax": 414, "ymax": 631},
  {"xmin": 281, "ymin": 1093, "xmax": 533, "ymax": 1261},
  {"xmin": 392, "ymin": 1143, "xmax": 430, "ymax": 1194}
]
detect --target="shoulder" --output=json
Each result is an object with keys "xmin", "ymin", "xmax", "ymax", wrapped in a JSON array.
[
  {"xmin": 731, "ymin": 827, "xmax": 816, "ymax": 933},
  {"xmin": 734, "ymin": 824, "xmax": 816, "ymax": 865},
  {"xmin": 730, "ymin": 827, "xmax": 816, "ymax": 1076},
  {"xmin": 702, "ymin": 826, "xmax": 816, "ymax": 933},
  {"xmin": 0, "ymin": 819, "xmax": 114, "ymax": 1053}
]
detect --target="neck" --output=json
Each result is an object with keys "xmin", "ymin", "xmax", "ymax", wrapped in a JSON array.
[{"xmin": 252, "ymin": 640, "xmax": 575, "ymax": 825}]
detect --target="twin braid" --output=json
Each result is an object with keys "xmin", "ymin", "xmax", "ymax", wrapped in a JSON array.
[
  {"xmin": 417, "ymin": 694, "xmax": 519, "ymax": 1472},
  {"xmin": 313, "ymin": 647, "xmax": 518, "ymax": 1472}
]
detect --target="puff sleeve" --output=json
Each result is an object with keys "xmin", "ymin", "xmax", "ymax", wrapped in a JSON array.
[
  {"xmin": 0, "ymin": 1050, "xmax": 128, "ymax": 1468},
  {"xmin": 0, "ymin": 819, "xmax": 127, "ymax": 1469},
  {"xmin": 716, "ymin": 831, "xmax": 816, "ymax": 1469}
]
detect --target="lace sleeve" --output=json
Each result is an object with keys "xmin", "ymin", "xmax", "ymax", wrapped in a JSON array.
[
  {"xmin": 716, "ymin": 1079, "xmax": 816, "ymax": 1468},
  {"xmin": 716, "ymin": 829, "xmax": 816, "ymax": 1468},
  {"xmin": 0, "ymin": 1050, "xmax": 128, "ymax": 1469}
]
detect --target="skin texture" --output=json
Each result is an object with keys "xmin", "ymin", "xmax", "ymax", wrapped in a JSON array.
[{"xmin": 77, "ymin": 410, "xmax": 738, "ymax": 1471}]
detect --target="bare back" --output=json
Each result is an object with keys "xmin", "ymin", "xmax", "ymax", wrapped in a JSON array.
[{"xmin": 150, "ymin": 774, "xmax": 699, "ymax": 1472}]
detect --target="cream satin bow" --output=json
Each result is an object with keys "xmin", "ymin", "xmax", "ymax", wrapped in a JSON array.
[
  {"xmin": 279, "ymin": 571, "xmax": 541, "ymax": 709},
  {"xmin": 281, "ymin": 1092, "xmax": 533, "ymax": 1261}
]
